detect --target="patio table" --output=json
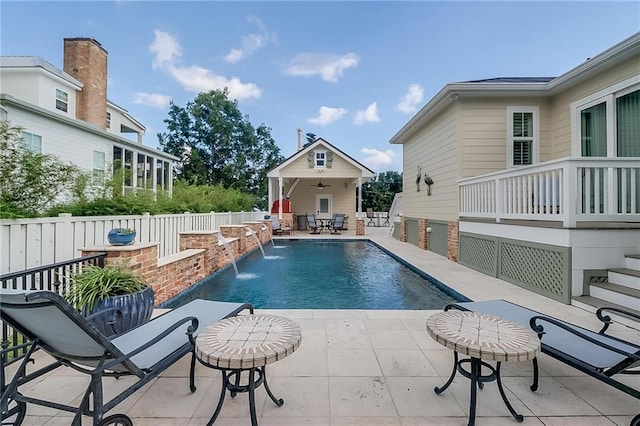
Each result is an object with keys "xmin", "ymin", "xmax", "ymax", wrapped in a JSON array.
[
  {"xmin": 426, "ymin": 310, "xmax": 540, "ymax": 426},
  {"xmin": 196, "ymin": 314, "xmax": 302, "ymax": 425}
]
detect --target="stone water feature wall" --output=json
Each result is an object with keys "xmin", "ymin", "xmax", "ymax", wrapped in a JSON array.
[{"xmin": 81, "ymin": 220, "xmax": 272, "ymax": 305}]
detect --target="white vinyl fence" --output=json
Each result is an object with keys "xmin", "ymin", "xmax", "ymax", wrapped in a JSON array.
[{"xmin": 0, "ymin": 211, "xmax": 268, "ymax": 274}]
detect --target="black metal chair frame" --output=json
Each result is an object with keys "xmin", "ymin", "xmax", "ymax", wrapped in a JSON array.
[
  {"xmin": 0, "ymin": 290, "xmax": 253, "ymax": 426},
  {"xmin": 446, "ymin": 299, "xmax": 640, "ymax": 426},
  {"xmin": 366, "ymin": 209, "xmax": 376, "ymax": 227}
]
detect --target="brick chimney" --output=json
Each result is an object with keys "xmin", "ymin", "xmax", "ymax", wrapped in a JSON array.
[{"xmin": 63, "ymin": 38, "xmax": 107, "ymax": 130}]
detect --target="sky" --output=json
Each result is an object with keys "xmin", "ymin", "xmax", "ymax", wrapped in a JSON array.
[{"xmin": 1, "ymin": 1, "xmax": 639, "ymax": 173}]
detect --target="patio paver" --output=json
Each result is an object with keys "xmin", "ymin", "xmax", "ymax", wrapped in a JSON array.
[{"xmin": 13, "ymin": 227, "xmax": 639, "ymax": 425}]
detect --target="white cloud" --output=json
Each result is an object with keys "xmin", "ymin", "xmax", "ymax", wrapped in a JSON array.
[
  {"xmin": 307, "ymin": 106, "xmax": 348, "ymax": 125},
  {"xmin": 354, "ymin": 102, "xmax": 380, "ymax": 125},
  {"xmin": 224, "ymin": 16, "xmax": 275, "ymax": 64},
  {"xmin": 150, "ymin": 30, "xmax": 182, "ymax": 70},
  {"xmin": 166, "ymin": 65, "xmax": 261, "ymax": 99},
  {"xmin": 285, "ymin": 52, "xmax": 359, "ymax": 82},
  {"xmin": 149, "ymin": 29, "xmax": 261, "ymax": 101},
  {"xmin": 397, "ymin": 84, "xmax": 424, "ymax": 113},
  {"xmin": 133, "ymin": 92, "xmax": 172, "ymax": 109},
  {"xmin": 361, "ymin": 147, "xmax": 396, "ymax": 171}
]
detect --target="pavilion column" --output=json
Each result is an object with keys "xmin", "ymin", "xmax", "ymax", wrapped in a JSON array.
[
  {"xmin": 278, "ymin": 177, "xmax": 284, "ymax": 219},
  {"xmin": 357, "ymin": 177, "xmax": 362, "ymax": 217}
]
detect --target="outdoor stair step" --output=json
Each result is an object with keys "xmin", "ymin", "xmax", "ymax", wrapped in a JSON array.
[
  {"xmin": 589, "ymin": 281, "xmax": 640, "ymax": 311},
  {"xmin": 624, "ymin": 254, "xmax": 640, "ymax": 270},
  {"xmin": 608, "ymin": 268, "xmax": 640, "ymax": 290},
  {"xmin": 572, "ymin": 295, "xmax": 640, "ymax": 330}
]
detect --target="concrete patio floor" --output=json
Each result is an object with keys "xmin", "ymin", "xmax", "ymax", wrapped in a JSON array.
[{"xmin": 14, "ymin": 227, "xmax": 640, "ymax": 425}]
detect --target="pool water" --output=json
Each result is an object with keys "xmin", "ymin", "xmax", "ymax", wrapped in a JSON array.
[{"xmin": 164, "ymin": 240, "xmax": 467, "ymax": 310}]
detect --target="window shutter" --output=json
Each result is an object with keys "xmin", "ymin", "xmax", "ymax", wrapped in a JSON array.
[
  {"xmin": 307, "ymin": 152, "xmax": 314, "ymax": 168},
  {"xmin": 326, "ymin": 151, "xmax": 333, "ymax": 168}
]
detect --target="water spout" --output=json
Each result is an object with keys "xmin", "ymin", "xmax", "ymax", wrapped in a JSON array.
[
  {"xmin": 245, "ymin": 226, "xmax": 265, "ymax": 258},
  {"xmin": 215, "ymin": 232, "xmax": 238, "ymax": 275}
]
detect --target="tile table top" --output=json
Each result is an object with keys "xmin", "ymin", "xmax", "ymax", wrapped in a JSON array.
[
  {"xmin": 196, "ymin": 314, "xmax": 302, "ymax": 369},
  {"xmin": 426, "ymin": 310, "xmax": 540, "ymax": 362}
]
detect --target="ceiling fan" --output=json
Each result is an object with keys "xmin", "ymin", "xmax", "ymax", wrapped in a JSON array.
[{"xmin": 310, "ymin": 179, "xmax": 331, "ymax": 189}]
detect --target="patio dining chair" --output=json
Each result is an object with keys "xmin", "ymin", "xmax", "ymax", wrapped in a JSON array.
[
  {"xmin": 306, "ymin": 213, "xmax": 321, "ymax": 234},
  {"xmin": 271, "ymin": 216, "xmax": 291, "ymax": 235},
  {"xmin": 329, "ymin": 213, "xmax": 345, "ymax": 234},
  {"xmin": 0, "ymin": 289, "xmax": 253, "ymax": 426},
  {"xmin": 366, "ymin": 208, "xmax": 376, "ymax": 226},
  {"xmin": 445, "ymin": 299, "xmax": 640, "ymax": 425}
]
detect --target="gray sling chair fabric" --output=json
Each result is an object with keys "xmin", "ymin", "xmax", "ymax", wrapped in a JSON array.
[
  {"xmin": 0, "ymin": 288, "xmax": 253, "ymax": 425},
  {"xmin": 329, "ymin": 213, "xmax": 345, "ymax": 234},
  {"xmin": 271, "ymin": 216, "xmax": 291, "ymax": 235},
  {"xmin": 306, "ymin": 213, "xmax": 321, "ymax": 234},
  {"xmin": 445, "ymin": 299, "xmax": 640, "ymax": 425}
]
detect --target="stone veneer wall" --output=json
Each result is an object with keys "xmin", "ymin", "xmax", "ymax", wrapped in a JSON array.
[
  {"xmin": 356, "ymin": 219, "xmax": 365, "ymax": 236},
  {"xmin": 81, "ymin": 221, "xmax": 272, "ymax": 305}
]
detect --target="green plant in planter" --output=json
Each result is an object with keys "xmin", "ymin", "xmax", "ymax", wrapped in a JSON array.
[
  {"xmin": 112, "ymin": 227, "xmax": 134, "ymax": 234},
  {"xmin": 65, "ymin": 264, "xmax": 146, "ymax": 310},
  {"xmin": 65, "ymin": 264, "xmax": 154, "ymax": 336}
]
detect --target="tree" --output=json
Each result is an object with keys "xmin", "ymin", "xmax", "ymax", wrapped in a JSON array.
[
  {"xmin": 158, "ymin": 89, "xmax": 284, "ymax": 208},
  {"xmin": 0, "ymin": 120, "xmax": 85, "ymax": 217},
  {"xmin": 361, "ymin": 170, "xmax": 403, "ymax": 212}
]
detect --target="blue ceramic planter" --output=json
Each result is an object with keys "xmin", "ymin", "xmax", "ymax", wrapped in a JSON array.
[
  {"xmin": 107, "ymin": 229, "xmax": 136, "ymax": 246},
  {"xmin": 84, "ymin": 286, "xmax": 154, "ymax": 337}
]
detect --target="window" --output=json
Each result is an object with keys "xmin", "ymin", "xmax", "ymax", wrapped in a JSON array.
[
  {"xmin": 93, "ymin": 151, "xmax": 105, "ymax": 185},
  {"xmin": 106, "ymin": 112, "xmax": 111, "ymax": 129},
  {"xmin": 21, "ymin": 131, "xmax": 42, "ymax": 153},
  {"xmin": 315, "ymin": 151, "xmax": 326, "ymax": 167},
  {"xmin": 573, "ymin": 76, "xmax": 640, "ymax": 158},
  {"xmin": 506, "ymin": 107, "xmax": 539, "ymax": 167},
  {"xmin": 55, "ymin": 89, "xmax": 68, "ymax": 112}
]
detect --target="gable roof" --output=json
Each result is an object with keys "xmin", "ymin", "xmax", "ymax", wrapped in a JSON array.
[
  {"xmin": 390, "ymin": 31, "xmax": 640, "ymax": 144},
  {"xmin": 267, "ymin": 137, "xmax": 375, "ymax": 177}
]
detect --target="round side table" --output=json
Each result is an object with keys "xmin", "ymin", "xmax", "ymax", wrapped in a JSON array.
[
  {"xmin": 196, "ymin": 314, "xmax": 302, "ymax": 426},
  {"xmin": 426, "ymin": 310, "xmax": 540, "ymax": 426}
]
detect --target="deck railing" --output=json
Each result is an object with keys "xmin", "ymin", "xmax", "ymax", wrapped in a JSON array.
[{"xmin": 459, "ymin": 158, "xmax": 640, "ymax": 227}]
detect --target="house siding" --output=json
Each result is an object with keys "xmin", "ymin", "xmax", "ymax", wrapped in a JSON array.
[
  {"xmin": 0, "ymin": 71, "xmax": 78, "ymax": 119},
  {"xmin": 5, "ymin": 105, "xmax": 112, "ymax": 169},
  {"xmin": 403, "ymin": 103, "xmax": 458, "ymax": 222}
]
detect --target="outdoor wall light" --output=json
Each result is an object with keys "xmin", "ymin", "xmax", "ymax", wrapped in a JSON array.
[{"xmin": 424, "ymin": 174, "xmax": 434, "ymax": 196}]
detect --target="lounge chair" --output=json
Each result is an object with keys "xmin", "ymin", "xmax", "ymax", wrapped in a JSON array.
[
  {"xmin": 329, "ymin": 213, "xmax": 345, "ymax": 234},
  {"xmin": 271, "ymin": 216, "xmax": 291, "ymax": 235},
  {"xmin": 306, "ymin": 213, "xmax": 321, "ymax": 234},
  {"xmin": 366, "ymin": 208, "xmax": 376, "ymax": 226},
  {"xmin": 0, "ymin": 289, "xmax": 253, "ymax": 425},
  {"xmin": 445, "ymin": 299, "xmax": 640, "ymax": 424}
]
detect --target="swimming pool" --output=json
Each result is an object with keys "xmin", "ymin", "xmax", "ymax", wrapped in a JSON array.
[{"xmin": 163, "ymin": 240, "xmax": 468, "ymax": 309}]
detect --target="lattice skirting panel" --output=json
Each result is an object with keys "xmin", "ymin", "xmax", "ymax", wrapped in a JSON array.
[
  {"xmin": 459, "ymin": 232, "xmax": 571, "ymax": 304},
  {"xmin": 406, "ymin": 218, "xmax": 419, "ymax": 246},
  {"xmin": 459, "ymin": 233, "xmax": 498, "ymax": 276},
  {"xmin": 428, "ymin": 221, "xmax": 448, "ymax": 257}
]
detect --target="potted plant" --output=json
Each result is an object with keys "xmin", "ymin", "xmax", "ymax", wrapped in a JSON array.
[
  {"xmin": 65, "ymin": 264, "xmax": 154, "ymax": 336},
  {"xmin": 107, "ymin": 227, "xmax": 136, "ymax": 246}
]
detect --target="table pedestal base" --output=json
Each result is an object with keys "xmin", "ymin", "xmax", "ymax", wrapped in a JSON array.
[
  {"xmin": 207, "ymin": 366, "xmax": 283, "ymax": 426},
  {"xmin": 434, "ymin": 352, "xmax": 523, "ymax": 426}
]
